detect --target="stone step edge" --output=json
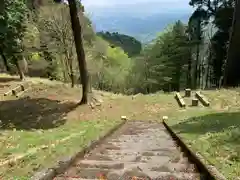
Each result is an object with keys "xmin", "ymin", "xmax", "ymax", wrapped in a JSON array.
[
  {"xmin": 162, "ymin": 119, "xmax": 226, "ymax": 180},
  {"xmin": 30, "ymin": 120, "xmax": 127, "ymax": 180}
]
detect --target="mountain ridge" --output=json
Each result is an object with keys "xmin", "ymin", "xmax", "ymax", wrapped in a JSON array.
[{"xmin": 83, "ymin": 1, "xmax": 192, "ymax": 42}]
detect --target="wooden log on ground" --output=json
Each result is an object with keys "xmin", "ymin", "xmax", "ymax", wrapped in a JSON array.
[
  {"xmin": 185, "ymin": 88, "xmax": 191, "ymax": 97},
  {"xmin": 192, "ymin": 98, "xmax": 199, "ymax": 106},
  {"xmin": 175, "ymin": 92, "xmax": 186, "ymax": 107},
  {"xmin": 195, "ymin": 91, "xmax": 210, "ymax": 107},
  {"xmin": 12, "ymin": 86, "xmax": 22, "ymax": 96},
  {"xmin": 15, "ymin": 88, "xmax": 29, "ymax": 98},
  {"xmin": 4, "ymin": 90, "xmax": 13, "ymax": 96}
]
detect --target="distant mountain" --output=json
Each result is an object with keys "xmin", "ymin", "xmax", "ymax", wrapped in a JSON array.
[
  {"xmin": 83, "ymin": 1, "xmax": 192, "ymax": 43},
  {"xmin": 90, "ymin": 13, "xmax": 190, "ymax": 43},
  {"xmin": 97, "ymin": 31, "xmax": 142, "ymax": 57}
]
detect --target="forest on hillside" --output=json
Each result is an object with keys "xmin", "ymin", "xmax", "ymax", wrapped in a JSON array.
[
  {"xmin": 97, "ymin": 31, "xmax": 142, "ymax": 57},
  {"xmin": 0, "ymin": 0, "xmax": 239, "ymax": 101}
]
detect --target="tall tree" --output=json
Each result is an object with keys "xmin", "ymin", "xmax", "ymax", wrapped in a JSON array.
[
  {"xmin": 189, "ymin": 0, "xmax": 234, "ymax": 88},
  {"xmin": 0, "ymin": 0, "xmax": 28, "ymax": 80},
  {"xmin": 224, "ymin": 0, "xmax": 240, "ymax": 86},
  {"xmin": 38, "ymin": 5, "xmax": 76, "ymax": 86},
  {"xmin": 67, "ymin": 0, "xmax": 88, "ymax": 104},
  {"xmin": 0, "ymin": 47, "xmax": 10, "ymax": 72},
  {"xmin": 132, "ymin": 21, "xmax": 190, "ymax": 93},
  {"xmin": 188, "ymin": 7, "xmax": 208, "ymax": 89}
]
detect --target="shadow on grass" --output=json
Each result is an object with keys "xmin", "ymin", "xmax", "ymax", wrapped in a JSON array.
[
  {"xmin": 0, "ymin": 77, "xmax": 21, "ymax": 83},
  {"xmin": 172, "ymin": 112, "xmax": 240, "ymax": 145},
  {"xmin": 0, "ymin": 97, "xmax": 78, "ymax": 130}
]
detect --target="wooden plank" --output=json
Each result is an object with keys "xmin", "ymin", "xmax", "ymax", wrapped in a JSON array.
[
  {"xmin": 195, "ymin": 92, "xmax": 210, "ymax": 107},
  {"xmin": 175, "ymin": 92, "xmax": 186, "ymax": 107},
  {"xmin": 4, "ymin": 90, "xmax": 13, "ymax": 96}
]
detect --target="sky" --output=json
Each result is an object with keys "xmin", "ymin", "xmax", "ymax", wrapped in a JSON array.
[
  {"xmin": 82, "ymin": 0, "xmax": 189, "ymax": 7},
  {"xmin": 81, "ymin": 0, "xmax": 192, "ymax": 16}
]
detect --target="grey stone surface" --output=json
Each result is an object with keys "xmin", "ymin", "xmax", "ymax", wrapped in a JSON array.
[{"xmin": 55, "ymin": 121, "xmax": 203, "ymax": 179}]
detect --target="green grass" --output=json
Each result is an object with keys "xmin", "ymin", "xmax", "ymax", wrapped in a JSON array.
[
  {"xmin": 168, "ymin": 89, "xmax": 240, "ymax": 180},
  {"xmin": 101, "ymin": 89, "xmax": 240, "ymax": 180},
  {"xmin": 0, "ymin": 119, "xmax": 121, "ymax": 179},
  {"xmin": 171, "ymin": 112, "xmax": 240, "ymax": 179},
  {"xmin": 1, "ymin": 75, "xmax": 240, "ymax": 179}
]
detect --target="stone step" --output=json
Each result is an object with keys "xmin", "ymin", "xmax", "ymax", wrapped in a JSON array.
[
  {"xmin": 65, "ymin": 167, "xmax": 202, "ymax": 180},
  {"xmin": 76, "ymin": 160, "xmax": 124, "ymax": 169},
  {"xmin": 76, "ymin": 160, "xmax": 196, "ymax": 173},
  {"xmin": 53, "ymin": 121, "xmax": 203, "ymax": 180}
]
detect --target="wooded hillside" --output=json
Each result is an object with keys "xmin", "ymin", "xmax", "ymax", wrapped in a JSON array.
[{"xmin": 0, "ymin": 0, "xmax": 239, "ymax": 96}]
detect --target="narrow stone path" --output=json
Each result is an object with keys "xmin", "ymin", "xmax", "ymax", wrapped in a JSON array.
[{"xmin": 55, "ymin": 121, "xmax": 204, "ymax": 180}]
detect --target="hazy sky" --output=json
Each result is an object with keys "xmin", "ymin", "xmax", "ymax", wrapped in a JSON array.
[
  {"xmin": 81, "ymin": 0, "xmax": 192, "ymax": 15},
  {"xmin": 82, "ymin": 0, "xmax": 188, "ymax": 7}
]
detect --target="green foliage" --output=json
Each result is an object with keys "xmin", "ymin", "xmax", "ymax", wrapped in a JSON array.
[
  {"xmin": 188, "ymin": 0, "xmax": 234, "ymax": 88},
  {"xmin": 88, "ymin": 36, "xmax": 132, "ymax": 93},
  {"xmin": 128, "ymin": 21, "xmax": 191, "ymax": 94},
  {"xmin": 36, "ymin": 3, "xmax": 95, "ymax": 81},
  {"xmin": 97, "ymin": 31, "xmax": 142, "ymax": 57},
  {"xmin": 4, "ymin": 0, "xmax": 234, "ymax": 94},
  {"xmin": 0, "ymin": 0, "xmax": 27, "ymax": 56}
]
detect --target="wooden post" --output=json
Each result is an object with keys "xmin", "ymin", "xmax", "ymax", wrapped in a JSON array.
[
  {"xmin": 192, "ymin": 98, "xmax": 199, "ymax": 106},
  {"xmin": 12, "ymin": 86, "xmax": 22, "ymax": 96},
  {"xmin": 185, "ymin": 88, "xmax": 191, "ymax": 97},
  {"xmin": 121, "ymin": 116, "xmax": 127, "ymax": 120}
]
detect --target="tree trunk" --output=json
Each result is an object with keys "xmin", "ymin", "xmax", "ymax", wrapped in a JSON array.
[
  {"xmin": 69, "ymin": 51, "xmax": 75, "ymax": 88},
  {"xmin": 13, "ymin": 57, "xmax": 25, "ymax": 80},
  {"xmin": 193, "ymin": 19, "xmax": 201, "ymax": 89},
  {"xmin": 224, "ymin": 0, "xmax": 240, "ymax": 87},
  {"xmin": 194, "ymin": 45, "xmax": 200, "ymax": 89},
  {"xmin": 69, "ymin": 59, "xmax": 74, "ymax": 88},
  {"xmin": 0, "ymin": 48, "xmax": 11, "ymax": 72},
  {"xmin": 67, "ymin": 0, "xmax": 88, "ymax": 104},
  {"xmin": 187, "ymin": 50, "xmax": 192, "ymax": 88}
]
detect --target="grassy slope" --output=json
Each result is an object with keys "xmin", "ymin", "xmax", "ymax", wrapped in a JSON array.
[
  {"xmin": 0, "ymin": 75, "xmax": 239, "ymax": 179},
  {"xmin": 169, "ymin": 90, "xmax": 240, "ymax": 179},
  {"xmin": 0, "ymin": 76, "xmax": 122, "ymax": 179}
]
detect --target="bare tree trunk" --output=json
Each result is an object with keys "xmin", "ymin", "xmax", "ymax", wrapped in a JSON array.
[
  {"xmin": 13, "ymin": 56, "xmax": 25, "ymax": 80},
  {"xmin": 194, "ymin": 45, "xmax": 200, "ymax": 89},
  {"xmin": 69, "ymin": 56, "xmax": 74, "ymax": 88},
  {"xmin": 224, "ymin": 0, "xmax": 240, "ymax": 87},
  {"xmin": 205, "ymin": 58, "xmax": 210, "ymax": 89},
  {"xmin": 193, "ymin": 19, "xmax": 201, "ymax": 89},
  {"xmin": 187, "ymin": 51, "xmax": 192, "ymax": 88},
  {"xmin": 64, "ymin": 47, "xmax": 75, "ymax": 87},
  {"xmin": 201, "ymin": 61, "xmax": 204, "ymax": 89},
  {"xmin": 67, "ymin": 0, "xmax": 88, "ymax": 104},
  {"xmin": 0, "ymin": 48, "xmax": 11, "ymax": 72}
]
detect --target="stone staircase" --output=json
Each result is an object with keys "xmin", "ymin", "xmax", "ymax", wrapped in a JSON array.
[{"xmin": 55, "ymin": 121, "xmax": 205, "ymax": 180}]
